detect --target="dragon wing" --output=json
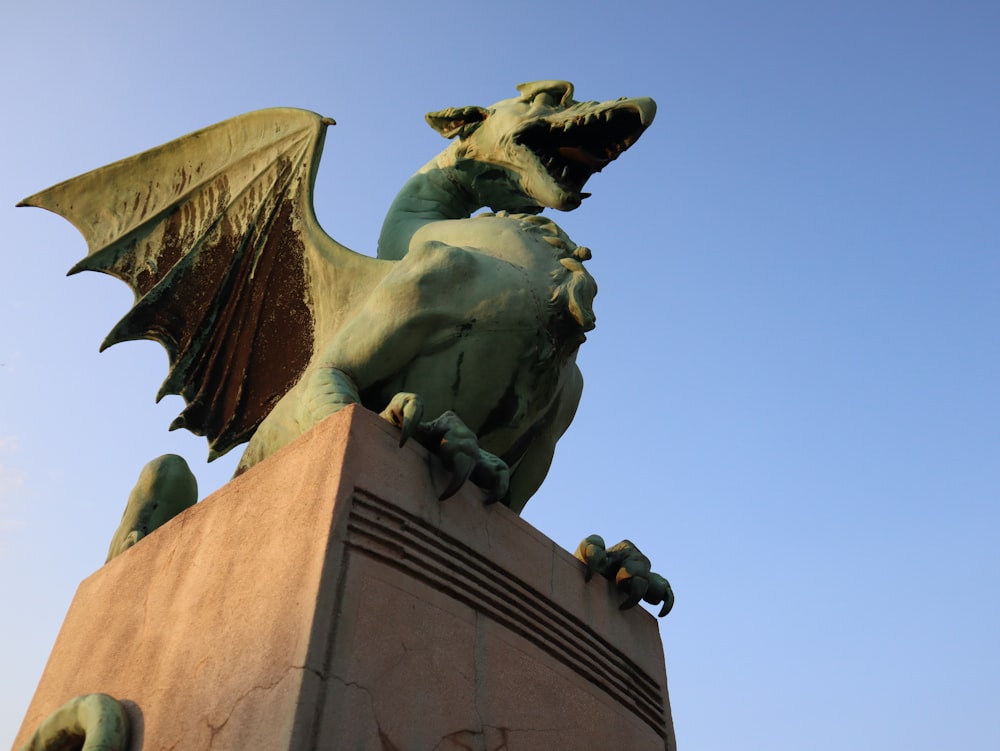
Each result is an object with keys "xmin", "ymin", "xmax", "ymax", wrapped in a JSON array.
[{"xmin": 20, "ymin": 108, "xmax": 381, "ymax": 459}]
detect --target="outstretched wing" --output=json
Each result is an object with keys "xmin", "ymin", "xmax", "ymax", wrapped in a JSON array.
[{"xmin": 20, "ymin": 108, "xmax": 366, "ymax": 459}]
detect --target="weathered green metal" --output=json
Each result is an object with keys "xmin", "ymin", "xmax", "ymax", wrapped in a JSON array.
[
  {"xmin": 22, "ymin": 82, "xmax": 671, "ymax": 611},
  {"xmin": 106, "ymin": 454, "xmax": 197, "ymax": 562},
  {"xmin": 16, "ymin": 694, "xmax": 129, "ymax": 751}
]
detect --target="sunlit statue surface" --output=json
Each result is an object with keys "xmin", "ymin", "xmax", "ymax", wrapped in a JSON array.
[{"xmin": 21, "ymin": 81, "xmax": 672, "ymax": 615}]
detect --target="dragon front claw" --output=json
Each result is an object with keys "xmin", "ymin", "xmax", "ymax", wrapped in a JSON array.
[
  {"xmin": 380, "ymin": 392, "xmax": 425, "ymax": 447},
  {"xmin": 575, "ymin": 535, "xmax": 674, "ymax": 617},
  {"xmin": 381, "ymin": 398, "xmax": 511, "ymax": 504},
  {"xmin": 420, "ymin": 410, "xmax": 510, "ymax": 502},
  {"xmin": 471, "ymin": 451, "xmax": 510, "ymax": 505}
]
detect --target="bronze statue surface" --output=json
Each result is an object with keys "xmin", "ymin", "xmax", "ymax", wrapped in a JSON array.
[{"xmin": 21, "ymin": 80, "xmax": 671, "ymax": 615}]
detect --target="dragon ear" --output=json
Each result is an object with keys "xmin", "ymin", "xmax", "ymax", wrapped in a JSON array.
[{"xmin": 425, "ymin": 106, "xmax": 489, "ymax": 139}]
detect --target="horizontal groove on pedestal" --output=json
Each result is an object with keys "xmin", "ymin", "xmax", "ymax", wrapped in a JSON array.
[{"xmin": 346, "ymin": 490, "xmax": 667, "ymax": 738}]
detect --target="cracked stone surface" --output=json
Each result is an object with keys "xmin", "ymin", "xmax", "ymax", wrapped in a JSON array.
[{"xmin": 13, "ymin": 407, "xmax": 675, "ymax": 750}]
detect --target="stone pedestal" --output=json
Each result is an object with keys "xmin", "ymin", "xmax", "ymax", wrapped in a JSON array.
[{"xmin": 13, "ymin": 406, "xmax": 676, "ymax": 750}]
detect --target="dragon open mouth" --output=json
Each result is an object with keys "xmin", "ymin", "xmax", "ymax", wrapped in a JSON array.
[{"xmin": 515, "ymin": 105, "xmax": 648, "ymax": 195}]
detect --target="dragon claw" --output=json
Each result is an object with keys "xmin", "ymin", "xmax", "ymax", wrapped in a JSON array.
[
  {"xmin": 575, "ymin": 536, "xmax": 673, "ymax": 617},
  {"xmin": 649, "ymin": 573, "xmax": 675, "ymax": 617},
  {"xmin": 380, "ymin": 392, "xmax": 425, "ymax": 447},
  {"xmin": 575, "ymin": 534, "xmax": 609, "ymax": 582},
  {"xmin": 618, "ymin": 574, "xmax": 647, "ymax": 611},
  {"xmin": 384, "ymin": 401, "xmax": 511, "ymax": 505},
  {"xmin": 438, "ymin": 449, "xmax": 476, "ymax": 500},
  {"xmin": 473, "ymin": 453, "xmax": 510, "ymax": 505}
]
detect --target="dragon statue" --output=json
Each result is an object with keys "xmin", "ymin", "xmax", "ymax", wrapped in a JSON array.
[
  {"xmin": 15, "ymin": 693, "xmax": 129, "ymax": 751},
  {"xmin": 20, "ymin": 80, "xmax": 672, "ymax": 616}
]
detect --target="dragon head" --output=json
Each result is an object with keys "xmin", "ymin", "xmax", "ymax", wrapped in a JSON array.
[{"xmin": 426, "ymin": 80, "xmax": 656, "ymax": 212}]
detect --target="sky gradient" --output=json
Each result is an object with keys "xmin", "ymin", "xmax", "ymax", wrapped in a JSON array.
[{"xmin": 2, "ymin": 2, "xmax": 998, "ymax": 748}]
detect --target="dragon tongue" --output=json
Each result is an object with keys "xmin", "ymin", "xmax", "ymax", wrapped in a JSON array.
[{"xmin": 557, "ymin": 146, "xmax": 606, "ymax": 169}]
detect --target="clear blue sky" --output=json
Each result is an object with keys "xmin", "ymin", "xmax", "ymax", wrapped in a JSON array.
[{"xmin": 2, "ymin": 1, "xmax": 997, "ymax": 748}]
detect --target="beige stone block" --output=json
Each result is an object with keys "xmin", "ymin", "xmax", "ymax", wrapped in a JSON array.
[{"xmin": 13, "ymin": 405, "xmax": 675, "ymax": 750}]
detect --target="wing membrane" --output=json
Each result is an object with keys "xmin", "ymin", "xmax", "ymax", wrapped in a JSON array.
[{"xmin": 21, "ymin": 108, "xmax": 352, "ymax": 458}]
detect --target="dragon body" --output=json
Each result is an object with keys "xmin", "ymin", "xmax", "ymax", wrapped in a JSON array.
[
  {"xmin": 21, "ymin": 81, "xmax": 672, "ymax": 613},
  {"xmin": 242, "ymin": 207, "xmax": 596, "ymax": 509}
]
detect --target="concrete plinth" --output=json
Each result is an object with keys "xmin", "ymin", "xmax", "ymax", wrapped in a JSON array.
[{"xmin": 13, "ymin": 405, "xmax": 676, "ymax": 750}]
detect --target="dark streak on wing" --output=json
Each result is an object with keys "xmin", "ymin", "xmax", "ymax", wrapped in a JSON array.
[
  {"xmin": 166, "ymin": 182, "xmax": 314, "ymax": 457},
  {"xmin": 28, "ymin": 109, "xmax": 334, "ymax": 460}
]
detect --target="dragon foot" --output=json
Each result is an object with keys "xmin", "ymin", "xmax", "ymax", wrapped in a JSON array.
[
  {"xmin": 381, "ymin": 393, "xmax": 510, "ymax": 503},
  {"xmin": 16, "ymin": 693, "xmax": 129, "ymax": 751},
  {"xmin": 575, "ymin": 535, "xmax": 674, "ymax": 617},
  {"xmin": 106, "ymin": 454, "xmax": 198, "ymax": 563}
]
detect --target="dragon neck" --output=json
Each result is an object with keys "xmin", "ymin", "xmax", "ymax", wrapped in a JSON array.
[{"xmin": 376, "ymin": 148, "xmax": 539, "ymax": 261}]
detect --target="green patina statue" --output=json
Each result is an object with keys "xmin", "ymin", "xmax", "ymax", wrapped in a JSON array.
[
  {"xmin": 105, "ymin": 454, "xmax": 197, "ymax": 563},
  {"xmin": 15, "ymin": 693, "xmax": 129, "ymax": 751},
  {"xmin": 21, "ymin": 81, "xmax": 671, "ymax": 615}
]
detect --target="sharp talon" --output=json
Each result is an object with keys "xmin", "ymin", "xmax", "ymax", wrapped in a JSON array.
[
  {"xmin": 472, "ymin": 453, "xmax": 509, "ymax": 506},
  {"xmin": 617, "ymin": 573, "xmax": 647, "ymax": 611},
  {"xmin": 577, "ymin": 536, "xmax": 672, "ymax": 617},
  {"xmin": 399, "ymin": 416, "xmax": 417, "ymax": 447},
  {"xmin": 438, "ymin": 475, "xmax": 465, "ymax": 500},
  {"xmin": 401, "ymin": 398, "xmax": 424, "ymax": 446},
  {"xmin": 585, "ymin": 548, "xmax": 607, "ymax": 580},
  {"xmin": 439, "ymin": 452, "xmax": 475, "ymax": 500},
  {"xmin": 482, "ymin": 465, "xmax": 510, "ymax": 505},
  {"xmin": 575, "ymin": 535, "xmax": 608, "ymax": 582},
  {"xmin": 653, "ymin": 576, "xmax": 675, "ymax": 617},
  {"xmin": 644, "ymin": 572, "xmax": 674, "ymax": 617},
  {"xmin": 658, "ymin": 595, "xmax": 674, "ymax": 618},
  {"xmin": 380, "ymin": 393, "xmax": 424, "ymax": 446}
]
